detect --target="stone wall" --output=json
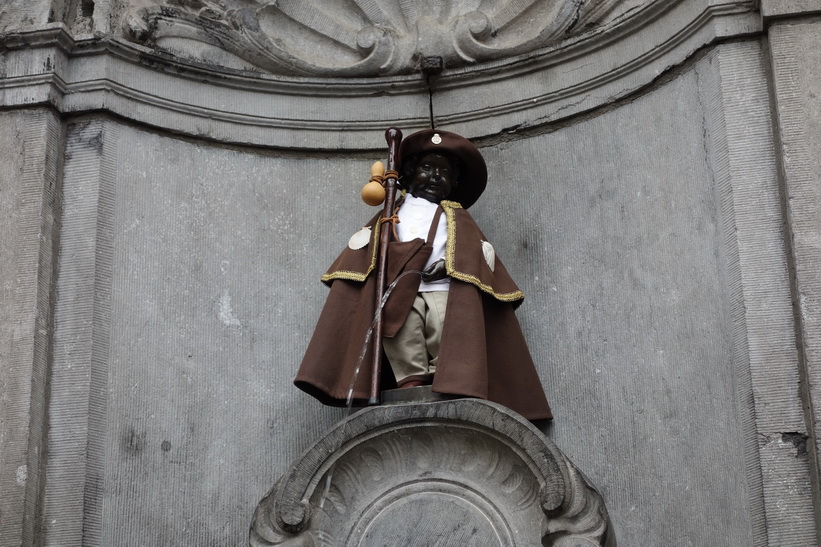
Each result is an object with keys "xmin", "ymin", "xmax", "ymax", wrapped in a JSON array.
[{"xmin": 1, "ymin": 1, "xmax": 819, "ymax": 545}]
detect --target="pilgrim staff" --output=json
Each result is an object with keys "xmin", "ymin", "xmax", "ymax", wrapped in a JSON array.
[{"xmin": 369, "ymin": 127, "xmax": 402, "ymax": 404}]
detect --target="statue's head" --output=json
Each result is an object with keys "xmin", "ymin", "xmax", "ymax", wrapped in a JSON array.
[
  {"xmin": 403, "ymin": 151, "xmax": 459, "ymax": 204},
  {"xmin": 399, "ymin": 129, "xmax": 487, "ymax": 208}
]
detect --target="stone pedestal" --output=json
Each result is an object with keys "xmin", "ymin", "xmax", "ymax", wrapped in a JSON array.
[{"xmin": 251, "ymin": 395, "xmax": 614, "ymax": 546}]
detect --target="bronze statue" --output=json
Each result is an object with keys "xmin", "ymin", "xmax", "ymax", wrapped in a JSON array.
[{"xmin": 294, "ymin": 129, "xmax": 552, "ymax": 420}]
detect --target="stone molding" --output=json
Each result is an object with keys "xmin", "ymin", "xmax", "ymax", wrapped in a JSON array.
[
  {"xmin": 0, "ymin": 1, "xmax": 759, "ymax": 148},
  {"xmin": 250, "ymin": 398, "xmax": 614, "ymax": 546},
  {"xmin": 761, "ymin": 1, "xmax": 821, "ymax": 20}
]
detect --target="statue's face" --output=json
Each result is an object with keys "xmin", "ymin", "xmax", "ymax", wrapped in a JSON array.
[{"xmin": 408, "ymin": 152, "xmax": 456, "ymax": 203}]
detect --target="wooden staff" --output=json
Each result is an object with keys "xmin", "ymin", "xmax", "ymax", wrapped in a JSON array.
[{"xmin": 369, "ymin": 127, "xmax": 403, "ymax": 405}]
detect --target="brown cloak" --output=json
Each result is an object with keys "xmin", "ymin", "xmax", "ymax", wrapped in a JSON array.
[{"xmin": 294, "ymin": 200, "xmax": 553, "ymax": 420}]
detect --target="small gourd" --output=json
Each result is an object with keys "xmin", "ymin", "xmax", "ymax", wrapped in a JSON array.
[{"xmin": 361, "ymin": 161, "xmax": 386, "ymax": 206}]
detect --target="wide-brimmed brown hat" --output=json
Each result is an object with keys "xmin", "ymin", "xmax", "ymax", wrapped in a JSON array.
[{"xmin": 398, "ymin": 129, "xmax": 487, "ymax": 208}]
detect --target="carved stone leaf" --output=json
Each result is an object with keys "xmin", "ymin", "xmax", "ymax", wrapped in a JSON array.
[{"xmin": 122, "ymin": 0, "xmax": 627, "ymax": 77}]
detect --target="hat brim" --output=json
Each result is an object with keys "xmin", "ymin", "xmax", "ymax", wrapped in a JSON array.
[{"xmin": 398, "ymin": 129, "xmax": 487, "ymax": 209}]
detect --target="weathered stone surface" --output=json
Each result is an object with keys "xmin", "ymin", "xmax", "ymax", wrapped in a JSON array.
[
  {"xmin": 761, "ymin": 1, "xmax": 821, "ymax": 19},
  {"xmin": 250, "ymin": 398, "xmax": 614, "ymax": 546},
  {"xmin": 697, "ymin": 39, "xmax": 816, "ymax": 546},
  {"xmin": 41, "ymin": 118, "xmax": 117, "ymax": 545},
  {"xmin": 487, "ymin": 44, "xmax": 782, "ymax": 546},
  {"xmin": 0, "ymin": 108, "xmax": 61, "ymax": 547},
  {"xmin": 768, "ymin": 17, "xmax": 821, "ymax": 541},
  {"xmin": 0, "ymin": 1, "xmax": 57, "ymax": 32},
  {"xmin": 42, "ymin": 119, "xmax": 367, "ymax": 546}
]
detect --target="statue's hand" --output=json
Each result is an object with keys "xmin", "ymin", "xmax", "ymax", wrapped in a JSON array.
[{"xmin": 421, "ymin": 259, "xmax": 448, "ymax": 282}]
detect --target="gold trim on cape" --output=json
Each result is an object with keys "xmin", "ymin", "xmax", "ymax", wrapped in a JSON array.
[
  {"xmin": 441, "ymin": 201, "xmax": 524, "ymax": 302},
  {"xmin": 321, "ymin": 217, "xmax": 381, "ymax": 283}
]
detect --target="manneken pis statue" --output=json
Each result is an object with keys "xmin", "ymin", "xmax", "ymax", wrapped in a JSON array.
[{"xmin": 294, "ymin": 129, "xmax": 552, "ymax": 421}]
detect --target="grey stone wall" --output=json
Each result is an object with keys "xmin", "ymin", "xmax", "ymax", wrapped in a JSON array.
[
  {"xmin": 1, "ymin": 1, "xmax": 820, "ymax": 545},
  {"xmin": 480, "ymin": 61, "xmax": 756, "ymax": 545}
]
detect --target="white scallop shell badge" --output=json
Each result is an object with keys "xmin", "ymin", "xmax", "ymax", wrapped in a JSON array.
[
  {"xmin": 481, "ymin": 240, "xmax": 495, "ymax": 272},
  {"xmin": 348, "ymin": 227, "xmax": 372, "ymax": 250}
]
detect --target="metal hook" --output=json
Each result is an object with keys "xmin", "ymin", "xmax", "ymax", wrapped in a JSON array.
[{"xmin": 421, "ymin": 56, "xmax": 444, "ymax": 129}]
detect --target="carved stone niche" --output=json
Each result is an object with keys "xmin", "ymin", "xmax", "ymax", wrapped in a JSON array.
[
  {"xmin": 250, "ymin": 397, "xmax": 615, "ymax": 546},
  {"xmin": 122, "ymin": 0, "xmax": 627, "ymax": 77}
]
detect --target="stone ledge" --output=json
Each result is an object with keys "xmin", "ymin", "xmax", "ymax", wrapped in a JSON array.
[{"xmin": 761, "ymin": 1, "xmax": 821, "ymax": 20}]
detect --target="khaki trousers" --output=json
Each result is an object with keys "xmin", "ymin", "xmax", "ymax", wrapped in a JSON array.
[{"xmin": 383, "ymin": 291, "xmax": 448, "ymax": 385}]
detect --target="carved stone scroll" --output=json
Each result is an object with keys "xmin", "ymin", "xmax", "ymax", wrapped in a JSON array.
[
  {"xmin": 122, "ymin": 0, "xmax": 626, "ymax": 77},
  {"xmin": 250, "ymin": 398, "xmax": 615, "ymax": 546}
]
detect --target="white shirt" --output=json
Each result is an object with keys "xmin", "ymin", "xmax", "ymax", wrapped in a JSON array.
[{"xmin": 395, "ymin": 194, "xmax": 449, "ymax": 292}]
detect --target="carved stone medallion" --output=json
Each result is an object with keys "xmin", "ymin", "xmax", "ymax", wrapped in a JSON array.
[
  {"xmin": 123, "ymin": 0, "xmax": 627, "ymax": 77},
  {"xmin": 250, "ymin": 397, "xmax": 615, "ymax": 546}
]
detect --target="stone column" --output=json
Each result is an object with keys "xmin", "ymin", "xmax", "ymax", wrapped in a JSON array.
[
  {"xmin": 764, "ymin": 3, "xmax": 821, "ymax": 542},
  {"xmin": 0, "ymin": 109, "xmax": 62, "ymax": 547}
]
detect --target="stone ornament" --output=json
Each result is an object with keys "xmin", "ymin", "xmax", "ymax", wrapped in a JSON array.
[
  {"xmin": 123, "ymin": 0, "xmax": 625, "ymax": 77},
  {"xmin": 250, "ymin": 398, "xmax": 615, "ymax": 546}
]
